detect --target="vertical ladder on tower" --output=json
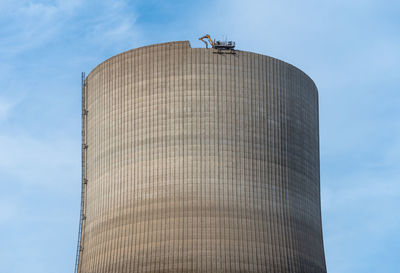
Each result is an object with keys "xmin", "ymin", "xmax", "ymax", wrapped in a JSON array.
[{"xmin": 74, "ymin": 72, "xmax": 88, "ymax": 273}]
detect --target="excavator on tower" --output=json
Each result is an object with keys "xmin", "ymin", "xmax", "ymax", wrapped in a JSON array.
[{"xmin": 198, "ymin": 34, "xmax": 235, "ymax": 50}]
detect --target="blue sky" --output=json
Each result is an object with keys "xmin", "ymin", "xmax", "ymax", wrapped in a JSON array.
[{"xmin": 0, "ymin": 0, "xmax": 399, "ymax": 272}]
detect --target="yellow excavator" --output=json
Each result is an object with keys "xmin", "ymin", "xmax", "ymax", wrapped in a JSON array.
[{"xmin": 199, "ymin": 34, "xmax": 235, "ymax": 50}]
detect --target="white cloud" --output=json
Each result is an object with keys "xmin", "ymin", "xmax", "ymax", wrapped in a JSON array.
[
  {"xmin": 83, "ymin": 0, "xmax": 140, "ymax": 52},
  {"xmin": 0, "ymin": 1, "xmax": 398, "ymax": 272},
  {"xmin": 0, "ymin": 0, "xmax": 82, "ymax": 55},
  {"xmin": 0, "ymin": 0, "xmax": 141, "ymax": 56}
]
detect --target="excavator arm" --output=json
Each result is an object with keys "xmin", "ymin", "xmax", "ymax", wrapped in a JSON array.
[{"xmin": 199, "ymin": 34, "xmax": 214, "ymax": 48}]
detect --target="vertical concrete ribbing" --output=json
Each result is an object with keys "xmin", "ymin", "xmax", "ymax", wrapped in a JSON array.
[{"xmin": 78, "ymin": 41, "xmax": 326, "ymax": 273}]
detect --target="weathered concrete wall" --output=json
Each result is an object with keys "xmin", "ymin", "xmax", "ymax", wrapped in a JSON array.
[{"xmin": 78, "ymin": 41, "xmax": 326, "ymax": 272}]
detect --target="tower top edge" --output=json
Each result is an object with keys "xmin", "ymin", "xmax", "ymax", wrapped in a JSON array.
[
  {"xmin": 87, "ymin": 41, "xmax": 191, "ymax": 77},
  {"xmin": 85, "ymin": 40, "xmax": 316, "ymax": 89}
]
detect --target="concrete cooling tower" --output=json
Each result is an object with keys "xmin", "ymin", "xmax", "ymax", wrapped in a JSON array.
[{"xmin": 74, "ymin": 41, "xmax": 327, "ymax": 273}]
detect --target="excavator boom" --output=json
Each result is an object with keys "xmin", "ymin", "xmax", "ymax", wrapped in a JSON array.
[{"xmin": 199, "ymin": 34, "xmax": 214, "ymax": 48}]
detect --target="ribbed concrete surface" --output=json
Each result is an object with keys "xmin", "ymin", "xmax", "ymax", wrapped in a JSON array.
[{"xmin": 78, "ymin": 41, "xmax": 326, "ymax": 272}]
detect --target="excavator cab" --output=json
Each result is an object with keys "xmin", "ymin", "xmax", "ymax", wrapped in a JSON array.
[{"xmin": 213, "ymin": 40, "xmax": 235, "ymax": 50}]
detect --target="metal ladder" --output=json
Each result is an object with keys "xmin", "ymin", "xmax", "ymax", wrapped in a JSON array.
[{"xmin": 74, "ymin": 72, "xmax": 88, "ymax": 273}]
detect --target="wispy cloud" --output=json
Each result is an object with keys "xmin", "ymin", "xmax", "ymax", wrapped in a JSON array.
[
  {"xmin": 0, "ymin": 0, "xmax": 140, "ymax": 57},
  {"xmin": 0, "ymin": 1, "xmax": 398, "ymax": 272},
  {"xmin": 84, "ymin": 0, "xmax": 140, "ymax": 52},
  {"xmin": 0, "ymin": 0, "xmax": 82, "ymax": 55},
  {"xmin": 0, "ymin": 1, "xmax": 142, "ymax": 272}
]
